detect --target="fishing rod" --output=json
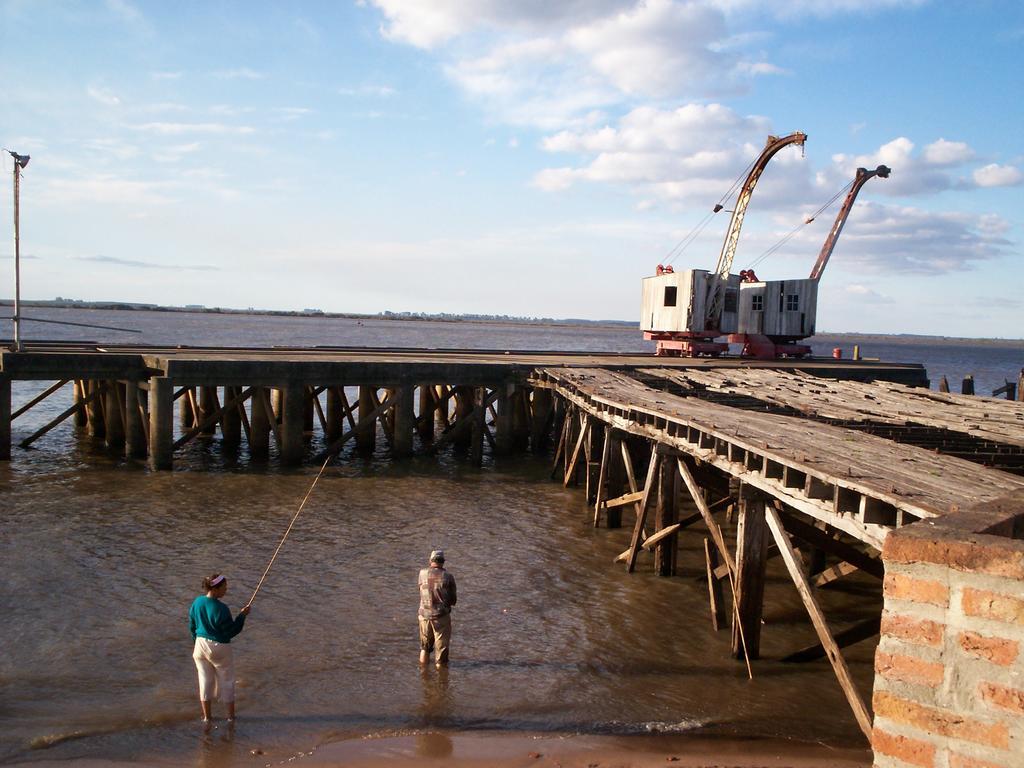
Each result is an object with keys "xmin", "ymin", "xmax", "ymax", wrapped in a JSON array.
[{"xmin": 247, "ymin": 451, "xmax": 335, "ymax": 606}]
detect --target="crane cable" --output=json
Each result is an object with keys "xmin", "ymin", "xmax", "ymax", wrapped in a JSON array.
[
  {"xmin": 744, "ymin": 177, "xmax": 856, "ymax": 273},
  {"xmin": 663, "ymin": 154, "xmax": 759, "ymax": 268}
]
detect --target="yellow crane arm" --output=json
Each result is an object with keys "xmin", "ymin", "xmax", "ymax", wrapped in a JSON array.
[{"xmin": 705, "ymin": 131, "xmax": 807, "ymax": 330}]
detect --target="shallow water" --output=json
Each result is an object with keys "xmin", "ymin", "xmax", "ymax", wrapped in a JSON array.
[{"xmin": 0, "ymin": 310, "xmax": 1019, "ymax": 765}]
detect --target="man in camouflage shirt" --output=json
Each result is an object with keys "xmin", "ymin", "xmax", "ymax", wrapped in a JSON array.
[{"xmin": 418, "ymin": 549, "xmax": 458, "ymax": 667}]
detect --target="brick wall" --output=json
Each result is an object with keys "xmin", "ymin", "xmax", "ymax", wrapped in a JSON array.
[{"xmin": 873, "ymin": 490, "xmax": 1024, "ymax": 768}]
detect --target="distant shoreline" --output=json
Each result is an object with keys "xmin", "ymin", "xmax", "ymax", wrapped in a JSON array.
[{"xmin": 1, "ymin": 299, "xmax": 1021, "ymax": 347}]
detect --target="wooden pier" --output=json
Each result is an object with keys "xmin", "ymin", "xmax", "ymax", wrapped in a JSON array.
[{"xmin": 3, "ymin": 342, "xmax": 1024, "ymax": 759}]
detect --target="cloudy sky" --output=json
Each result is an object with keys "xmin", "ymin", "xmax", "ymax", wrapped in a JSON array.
[{"xmin": 1, "ymin": 0, "xmax": 1021, "ymax": 336}]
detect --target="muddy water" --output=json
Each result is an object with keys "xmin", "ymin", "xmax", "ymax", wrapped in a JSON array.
[{"xmin": 2, "ymin": 309, "xmax": 1015, "ymax": 765}]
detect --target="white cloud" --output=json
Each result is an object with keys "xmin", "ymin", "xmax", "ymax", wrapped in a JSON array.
[
  {"xmin": 39, "ymin": 175, "xmax": 176, "ymax": 206},
  {"xmin": 273, "ymin": 107, "xmax": 313, "ymax": 121},
  {"xmin": 150, "ymin": 71, "xmax": 182, "ymax": 81},
  {"xmin": 973, "ymin": 163, "xmax": 1024, "ymax": 188},
  {"xmin": 152, "ymin": 142, "xmax": 202, "ymax": 163},
  {"xmin": 338, "ymin": 84, "xmax": 396, "ymax": 97},
  {"xmin": 131, "ymin": 122, "xmax": 256, "ymax": 135},
  {"xmin": 712, "ymin": 0, "xmax": 928, "ymax": 18},
  {"xmin": 87, "ymin": 85, "xmax": 121, "ymax": 107},
  {"xmin": 213, "ymin": 68, "xmax": 264, "ymax": 80},
  {"xmin": 922, "ymin": 138, "xmax": 974, "ymax": 166},
  {"xmin": 373, "ymin": 0, "xmax": 778, "ymax": 127}
]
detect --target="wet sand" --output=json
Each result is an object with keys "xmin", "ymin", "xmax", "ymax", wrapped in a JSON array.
[
  {"xmin": 7, "ymin": 731, "xmax": 871, "ymax": 768},
  {"xmin": 300, "ymin": 731, "xmax": 871, "ymax": 768}
]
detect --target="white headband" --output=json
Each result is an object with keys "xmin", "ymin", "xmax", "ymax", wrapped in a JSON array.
[{"xmin": 210, "ymin": 575, "xmax": 225, "ymax": 587}]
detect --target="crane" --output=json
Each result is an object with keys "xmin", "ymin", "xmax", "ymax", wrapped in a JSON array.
[
  {"xmin": 808, "ymin": 164, "xmax": 890, "ymax": 280},
  {"xmin": 703, "ymin": 131, "xmax": 807, "ymax": 332},
  {"xmin": 726, "ymin": 163, "xmax": 891, "ymax": 358},
  {"xmin": 641, "ymin": 131, "xmax": 807, "ymax": 356}
]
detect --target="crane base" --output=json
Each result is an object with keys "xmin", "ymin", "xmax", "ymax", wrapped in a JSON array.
[
  {"xmin": 728, "ymin": 334, "xmax": 812, "ymax": 360},
  {"xmin": 644, "ymin": 332, "xmax": 729, "ymax": 357}
]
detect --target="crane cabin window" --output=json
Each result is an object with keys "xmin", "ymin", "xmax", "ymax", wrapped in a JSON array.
[
  {"xmin": 724, "ymin": 289, "xmax": 738, "ymax": 313},
  {"xmin": 785, "ymin": 294, "xmax": 800, "ymax": 311},
  {"xmin": 751, "ymin": 294, "xmax": 764, "ymax": 312},
  {"xmin": 664, "ymin": 286, "xmax": 677, "ymax": 307}
]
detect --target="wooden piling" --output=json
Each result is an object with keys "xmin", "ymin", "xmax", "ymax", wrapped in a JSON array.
[
  {"xmin": 453, "ymin": 386, "xmax": 473, "ymax": 450},
  {"xmin": 511, "ymin": 388, "xmax": 530, "ymax": 450},
  {"xmin": 470, "ymin": 387, "xmax": 486, "ymax": 466},
  {"xmin": 356, "ymin": 385, "xmax": 376, "ymax": 452},
  {"xmin": 104, "ymin": 381, "xmax": 125, "ymax": 448},
  {"xmin": 222, "ymin": 386, "xmax": 242, "ymax": 448},
  {"xmin": 495, "ymin": 384, "xmax": 512, "ymax": 455},
  {"xmin": 435, "ymin": 385, "xmax": 450, "ymax": 430},
  {"xmin": 732, "ymin": 489, "xmax": 769, "ymax": 660},
  {"xmin": 654, "ymin": 459, "xmax": 678, "ymax": 576},
  {"xmin": 199, "ymin": 387, "xmax": 218, "ymax": 435},
  {"xmin": 149, "ymin": 377, "xmax": 173, "ymax": 470},
  {"xmin": 417, "ymin": 384, "xmax": 435, "ymax": 442},
  {"xmin": 73, "ymin": 380, "xmax": 88, "ymax": 428},
  {"xmin": 326, "ymin": 387, "xmax": 344, "ymax": 443},
  {"xmin": 938, "ymin": 375, "xmax": 949, "ymax": 393},
  {"xmin": 179, "ymin": 386, "xmax": 195, "ymax": 430},
  {"xmin": 393, "ymin": 385, "xmax": 415, "ymax": 457},
  {"xmin": 249, "ymin": 386, "xmax": 270, "ymax": 459},
  {"xmin": 0, "ymin": 375, "xmax": 10, "ymax": 460},
  {"xmin": 530, "ymin": 388, "xmax": 553, "ymax": 453},
  {"xmin": 86, "ymin": 381, "xmax": 105, "ymax": 439},
  {"xmin": 124, "ymin": 381, "xmax": 147, "ymax": 458},
  {"xmin": 605, "ymin": 434, "xmax": 624, "ymax": 529},
  {"xmin": 961, "ymin": 375, "xmax": 975, "ymax": 395},
  {"xmin": 280, "ymin": 384, "xmax": 305, "ymax": 466}
]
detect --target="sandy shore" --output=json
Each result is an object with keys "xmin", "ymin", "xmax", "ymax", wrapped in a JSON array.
[{"xmin": 298, "ymin": 731, "xmax": 872, "ymax": 768}]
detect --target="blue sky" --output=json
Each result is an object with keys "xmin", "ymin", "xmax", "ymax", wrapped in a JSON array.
[{"xmin": 1, "ymin": 0, "xmax": 1021, "ymax": 337}]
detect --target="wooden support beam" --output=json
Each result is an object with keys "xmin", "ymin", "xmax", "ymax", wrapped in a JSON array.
[
  {"xmin": 511, "ymin": 387, "xmax": 531, "ymax": 451},
  {"xmin": 625, "ymin": 449, "xmax": 661, "ymax": 573},
  {"xmin": 585, "ymin": 423, "xmax": 602, "ymax": 503},
  {"xmin": 530, "ymin": 388, "xmax": 553, "ymax": 454},
  {"xmin": 311, "ymin": 387, "xmax": 328, "ymax": 435},
  {"xmin": 174, "ymin": 388, "xmax": 254, "ymax": 451},
  {"xmin": 416, "ymin": 384, "xmax": 435, "ymax": 442},
  {"xmin": 602, "ymin": 490, "xmax": 645, "ymax": 509},
  {"xmin": 149, "ymin": 377, "xmax": 173, "ymax": 470},
  {"xmin": 592, "ymin": 425, "xmax": 613, "ymax": 526},
  {"xmin": 550, "ymin": 410, "xmax": 570, "ymax": 478},
  {"xmin": 732, "ymin": 490, "xmax": 769, "ymax": 660},
  {"xmin": 11, "ymin": 379, "xmax": 69, "ymax": 421},
  {"xmin": 103, "ymin": 382, "xmax": 125, "ymax": 449},
  {"xmin": 563, "ymin": 416, "xmax": 590, "ymax": 487},
  {"xmin": 86, "ymin": 380, "xmax": 105, "ymax": 439},
  {"xmin": 222, "ymin": 386, "xmax": 242, "ymax": 448},
  {"xmin": 775, "ymin": 507, "xmax": 883, "ymax": 579},
  {"xmin": 339, "ymin": 387, "xmax": 358, "ymax": 432},
  {"xmin": 73, "ymin": 380, "xmax": 88, "ymax": 428},
  {"xmin": 764, "ymin": 503, "xmax": 874, "ymax": 740},
  {"xmin": 494, "ymin": 384, "xmax": 513, "ymax": 455},
  {"xmin": 654, "ymin": 457, "xmax": 679, "ymax": 576},
  {"xmin": 259, "ymin": 387, "xmax": 282, "ymax": 449},
  {"xmin": 705, "ymin": 538, "xmax": 724, "ymax": 631},
  {"xmin": 605, "ymin": 435, "xmax": 625, "ymax": 529},
  {"xmin": 452, "ymin": 386, "xmax": 474, "ymax": 450},
  {"xmin": 812, "ymin": 560, "xmax": 864, "ymax": 588},
  {"xmin": 782, "ymin": 616, "xmax": 882, "ymax": 663},
  {"xmin": 199, "ymin": 386, "xmax": 218, "ymax": 436},
  {"xmin": 435, "ymin": 385, "xmax": 451, "ymax": 430},
  {"xmin": 124, "ymin": 381, "xmax": 147, "ymax": 458},
  {"xmin": 356, "ymin": 385, "xmax": 376, "ymax": 453},
  {"xmin": 0, "ymin": 376, "xmax": 10, "ymax": 460},
  {"xmin": 318, "ymin": 392, "xmax": 396, "ymax": 460},
  {"xmin": 470, "ymin": 387, "xmax": 487, "ymax": 466},
  {"xmin": 280, "ymin": 383, "xmax": 306, "ymax": 465},
  {"xmin": 392, "ymin": 385, "xmax": 415, "ymax": 458},
  {"xmin": 677, "ymin": 458, "xmax": 736, "ymax": 574},
  {"xmin": 249, "ymin": 386, "xmax": 271, "ymax": 459},
  {"xmin": 326, "ymin": 386, "xmax": 344, "ymax": 443},
  {"xmin": 20, "ymin": 383, "xmax": 106, "ymax": 449}
]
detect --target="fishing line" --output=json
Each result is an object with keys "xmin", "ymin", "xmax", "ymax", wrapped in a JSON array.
[{"xmin": 247, "ymin": 451, "xmax": 334, "ymax": 605}]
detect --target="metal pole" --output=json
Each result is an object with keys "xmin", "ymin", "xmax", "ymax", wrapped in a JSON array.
[{"xmin": 13, "ymin": 158, "xmax": 21, "ymax": 351}]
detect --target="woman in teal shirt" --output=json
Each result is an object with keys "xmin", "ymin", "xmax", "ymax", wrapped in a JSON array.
[{"xmin": 188, "ymin": 573, "xmax": 251, "ymax": 722}]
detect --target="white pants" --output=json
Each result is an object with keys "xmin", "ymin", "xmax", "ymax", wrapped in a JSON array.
[{"xmin": 193, "ymin": 637, "xmax": 235, "ymax": 703}]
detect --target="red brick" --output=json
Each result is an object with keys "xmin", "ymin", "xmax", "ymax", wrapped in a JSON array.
[
  {"xmin": 884, "ymin": 573, "xmax": 949, "ymax": 607},
  {"xmin": 884, "ymin": 528, "xmax": 1024, "ymax": 581},
  {"xmin": 881, "ymin": 612, "xmax": 944, "ymax": 647},
  {"xmin": 962, "ymin": 588, "xmax": 1024, "ymax": 626},
  {"xmin": 979, "ymin": 681, "xmax": 1024, "ymax": 715},
  {"xmin": 876, "ymin": 650, "xmax": 945, "ymax": 687},
  {"xmin": 959, "ymin": 631, "xmax": 1019, "ymax": 666},
  {"xmin": 872, "ymin": 728, "xmax": 935, "ymax": 768},
  {"xmin": 873, "ymin": 691, "xmax": 1009, "ymax": 749},
  {"xmin": 949, "ymin": 754, "xmax": 1012, "ymax": 768}
]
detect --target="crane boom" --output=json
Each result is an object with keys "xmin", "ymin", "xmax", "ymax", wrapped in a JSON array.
[
  {"xmin": 808, "ymin": 164, "xmax": 890, "ymax": 280},
  {"xmin": 704, "ymin": 131, "xmax": 807, "ymax": 330}
]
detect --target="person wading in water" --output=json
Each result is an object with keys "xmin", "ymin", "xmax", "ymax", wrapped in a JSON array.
[
  {"xmin": 418, "ymin": 549, "xmax": 457, "ymax": 668},
  {"xmin": 189, "ymin": 573, "xmax": 251, "ymax": 722}
]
